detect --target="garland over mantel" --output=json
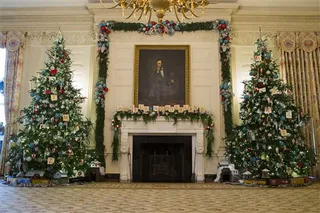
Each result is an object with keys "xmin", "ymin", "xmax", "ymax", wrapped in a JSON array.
[
  {"xmin": 111, "ymin": 106, "xmax": 214, "ymax": 161},
  {"xmin": 95, "ymin": 20, "xmax": 233, "ymax": 162}
]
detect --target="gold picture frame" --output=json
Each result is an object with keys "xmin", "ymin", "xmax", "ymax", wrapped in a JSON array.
[{"xmin": 134, "ymin": 45, "xmax": 190, "ymax": 106}]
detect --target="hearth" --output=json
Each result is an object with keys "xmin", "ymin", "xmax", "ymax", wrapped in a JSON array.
[{"xmin": 132, "ymin": 136, "xmax": 192, "ymax": 182}]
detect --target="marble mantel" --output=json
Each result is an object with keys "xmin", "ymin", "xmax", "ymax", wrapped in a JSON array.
[{"xmin": 119, "ymin": 117, "xmax": 206, "ymax": 182}]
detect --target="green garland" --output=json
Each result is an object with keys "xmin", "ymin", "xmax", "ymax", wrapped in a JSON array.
[
  {"xmin": 96, "ymin": 20, "xmax": 232, "ymax": 162},
  {"xmin": 111, "ymin": 108, "xmax": 215, "ymax": 161}
]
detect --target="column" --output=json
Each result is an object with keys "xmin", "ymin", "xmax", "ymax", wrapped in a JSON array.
[
  {"xmin": 195, "ymin": 130, "xmax": 205, "ymax": 182},
  {"xmin": 120, "ymin": 129, "xmax": 129, "ymax": 182}
]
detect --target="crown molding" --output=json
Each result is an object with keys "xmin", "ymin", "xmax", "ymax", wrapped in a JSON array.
[
  {"xmin": 236, "ymin": 6, "xmax": 320, "ymax": 16},
  {"xmin": 231, "ymin": 31, "xmax": 277, "ymax": 46},
  {"xmin": 26, "ymin": 31, "xmax": 95, "ymax": 46},
  {"xmin": 231, "ymin": 15, "xmax": 320, "ymax": 32}
]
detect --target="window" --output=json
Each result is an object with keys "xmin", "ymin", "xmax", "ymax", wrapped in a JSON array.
[{"xmin": 0, "ymin": 48, "xmax": 6, "ymax": 125}]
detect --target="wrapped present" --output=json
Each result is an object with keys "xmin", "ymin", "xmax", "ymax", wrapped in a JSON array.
[
  {"xmin": 269, "ymin": 179, "xmax": 289, "ymax": 186},
  {"xmin": 31, "ymin": 178, "xmax": 50, "ymax": 185},
  {"xmin": 290, "ymin": 177, "xmax": 305, "ymax": 186},
  {"xmin": 244, "ymin": 179, "xmax": 267, "ymax": 185}
]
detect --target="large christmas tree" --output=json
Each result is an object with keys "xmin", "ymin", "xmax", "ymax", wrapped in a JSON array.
[
  {"xmin": 8, "ymin": 33, "xmax": 93, "ymax": 178},
  {"xmin": 225, "ymin": 36, "xmax": 315, "ymax": 178}
]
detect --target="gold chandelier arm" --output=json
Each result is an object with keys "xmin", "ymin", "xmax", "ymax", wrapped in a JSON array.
[
  {"xmin": 125, "ymin": 7, "xmax": 139, "ymax": 19},
  {"xmin": 181, "ymin": 10, "xmax": 192, "ymax": 20},
  {"xmin": 100, "ymin": 0, "xmax": 120, "ymax": 9},
  {"xmin": 136, "ymin": 8, "xmax": 144, "ymax": 21},
  {"xmin": 184, "ymin": 3, "xmax": 201, "ymax": 18},
  {"xmin": 147, "ymin": 9, "xmax": 152, "ymax": 23},
  {"xmin": 173, "ymin": 4, "xmax": 181, "ymax": 22}
]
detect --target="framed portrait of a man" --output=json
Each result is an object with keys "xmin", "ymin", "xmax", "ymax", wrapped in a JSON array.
[{"xmin": 134, "ymin": 45, "xmax": 190, "ymax": 106}]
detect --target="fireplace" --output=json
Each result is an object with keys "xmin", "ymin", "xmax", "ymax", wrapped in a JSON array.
[
  {"xmin": 118, "ymin": 117, "xmax": 205, "ymax": 182},
  {"xmin": 132, "ymin": 136, "xmax": 192, "ymax": 182}
]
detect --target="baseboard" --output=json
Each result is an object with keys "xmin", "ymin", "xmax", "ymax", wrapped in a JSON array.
[{"xmin": 104, "ymin": 173, "xmax": 120, "ymax": 182}]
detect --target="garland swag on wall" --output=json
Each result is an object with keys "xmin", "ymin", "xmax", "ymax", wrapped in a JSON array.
[{"xmin": 95, "ymin": 20, "xmax": 233, "ymax": 162}]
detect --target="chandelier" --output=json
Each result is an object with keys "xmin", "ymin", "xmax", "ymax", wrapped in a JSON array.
[{"xmin": 100, "ymin": 0, "xmax": 222, "ymax": 23}]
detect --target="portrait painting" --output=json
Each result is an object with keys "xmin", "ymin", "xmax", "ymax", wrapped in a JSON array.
[{"xmin": 134, "ymin": 45, "xmax": 190, "ymax": 106}]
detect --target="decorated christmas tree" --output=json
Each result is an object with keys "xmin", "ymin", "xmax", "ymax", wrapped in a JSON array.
[
  {"xmin": 8, "ymin": 33, "xmax": 94, "ymax": 178},
  {"xmin": 225, "ymin": 34, "xmax": 315, "ymax": 178}
]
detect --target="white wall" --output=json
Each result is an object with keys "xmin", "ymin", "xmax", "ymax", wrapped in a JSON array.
[{"xmin": 104, "ymin": 31, "xmax": 224, "ymax": 174}]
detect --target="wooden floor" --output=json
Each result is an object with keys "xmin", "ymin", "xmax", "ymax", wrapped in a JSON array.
[{"xmin": 0, "ymin": 182, "xmax": 319, "ymax": 213}]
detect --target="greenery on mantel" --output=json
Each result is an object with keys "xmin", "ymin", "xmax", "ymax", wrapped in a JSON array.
[
  {"xmin": 111, "ymin": 108, "xmax": 215, "ymax": 161},
  {"xmin": 95, "ymin": 20, "xmax": 233, "ymax": 162}
]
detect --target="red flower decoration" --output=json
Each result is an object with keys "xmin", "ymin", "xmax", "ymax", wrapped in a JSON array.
[
  {"xmin": 45, "ymin": 90, "xmax": 51, "ymax": 95},
  {"xmin": 258, "ymin": 82, "xmax": 264, "ymax": 88},
  {"xmin": 50, "ymin": 69, "xmax": 58, "ymax": 75}
]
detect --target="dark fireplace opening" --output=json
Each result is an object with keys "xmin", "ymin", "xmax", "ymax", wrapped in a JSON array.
[
  {"xmin": 132, "ymin": 136, "xmax": 192, "ymax": 182},
  {"xmin": 221, "ymin": 168, "xmax": 231, "ymax": 182}
]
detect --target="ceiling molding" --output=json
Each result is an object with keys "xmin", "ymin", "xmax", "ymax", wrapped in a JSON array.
[
  {"xmin": 236, "ymin": 6, "xmax": 320, "ymax": 16},
  {"xmin": 0, "ymin": 7, "xmax": 94, "ymax": 32},
  {"xmin": 231, "ymin": 15, "xmax": 320, "ymax": 32}
]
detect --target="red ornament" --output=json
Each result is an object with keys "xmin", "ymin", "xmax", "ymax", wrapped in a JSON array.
[
  {"xmin": 101, "ymin": 26, "xmax": 106, "ymax": 31},
  {"xmin": 226, "ymin": 36, "xmax": 230, "ymax": 41},
  {"xmin": 160, "ymin": 25, "xmax": 164, "ymax": 29},
  {"xmin": 217, "ymin": 26, "xmax": 222, "ymax": 30},
  {"xmin": 60, "ymin": 59, "xmax": 65, "ymax": 63},
  {"xmin": 165, "ymin": 20, "xmax": 169, "ymax": 23},
  {"xmin": 211, "ymin": 123, "xmax": 215, "ymax": 127},
  {"xmin": 221, "ymin": 24, "xmax": 226, "ymax": 29},
  {"xmin": 104, "ymin": 87, "xmax": 109, "ymax": 92},
  {"xmin": 258, "ymin": 82, "xmax": 264, "ymax": 88},
  {"xmin": 106, "ymin": 29, "xmax": 111, "ymax": 34},
  {"xmin": 221, "ymin": 97, "xmax": 225, "ymax": 101},
  {"xmin": 248, "ymin": 147, "xmax": 252, "ymax": 151},
  {"xmin": 151, "ymin": 21, "xmax": 156, "ymax": 25},
  {"xmin": 146, "ymin": 27, "xmax": 149, "ymax": 31},
  {"xmin": 45, "ymin": 90, "xmax": 51, "ymax": 95},
  {"xmin": 100, "ymin": 94, "xmax": 105, "ymax": 99},
  {"xmin": 59, "ymin": 89, "xmax": 64, "ymax": 94},
  {"xmin": 50, "ymin": 69, "xmax": 58, "ymax": 75},
  {"xmin": 31, "ymin": 154, "xmax": 36, "ymax": 159}
]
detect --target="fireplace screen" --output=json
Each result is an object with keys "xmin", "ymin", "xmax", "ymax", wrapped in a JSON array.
[{"xmin": 132, "ymin": 136, "xmax": 192, "ymax": 182}]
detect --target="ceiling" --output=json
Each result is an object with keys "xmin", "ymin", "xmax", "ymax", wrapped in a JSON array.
[{"xmin": 0, "ymin": 0, "xmax": 319, "ymax": 8}]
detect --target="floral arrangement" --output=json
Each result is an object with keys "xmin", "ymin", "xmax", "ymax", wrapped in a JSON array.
[
  {"xmin": 138, "ymin": 20, "xmax": 178, "ymax": 36},
  {"xmin": 94, "ymin": 79, "xmax": 109, "ymax": 108},
  {"xmin": 220, "ymin": 82, "xmax": 233, "ymax": 112},
  {"xmin": 110, "ymin": 105, "xmax": 215, "ymax": 161}
]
